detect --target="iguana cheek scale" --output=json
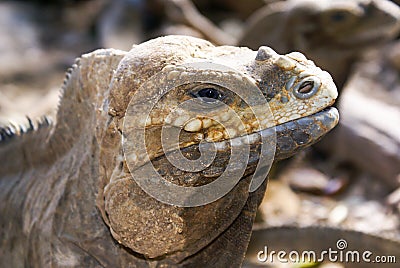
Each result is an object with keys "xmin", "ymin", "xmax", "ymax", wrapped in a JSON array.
[{"xmin": 0, "ymin": 35, "xmax": 338, "ymax": 267}]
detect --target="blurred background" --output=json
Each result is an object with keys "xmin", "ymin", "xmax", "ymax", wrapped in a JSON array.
[{"xmin": 1, "ymin": 0, "xmax": 400, "ymax": 266}]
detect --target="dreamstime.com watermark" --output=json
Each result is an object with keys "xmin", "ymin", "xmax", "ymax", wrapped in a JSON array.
[{"xmin": 256, "ymin": 239, "xmax": 397, "ymax": 264}]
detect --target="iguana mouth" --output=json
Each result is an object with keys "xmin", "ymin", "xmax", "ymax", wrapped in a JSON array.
[
  {"xmin": 209, "ymin": 106, "xmax": 339, "ymax": 162},
  {"xmin": 152, "ymin": 106, "xmax": 339, "ymax": 188},
  {"xmin": 333, "ymin": 27, "xmax": 398, "ymax": 49},
  {"xmin": 270, "ymin": 106, "xmax": 339, "ymax": 160}
]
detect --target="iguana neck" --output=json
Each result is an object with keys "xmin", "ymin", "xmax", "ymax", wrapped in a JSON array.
[
  {"xmin": 51, "ymin": 49, "xmax": 126, "ymax": 158},
  {"xmin": 0, "ymin": 48, "xmax": 132, "ymax": 267}
]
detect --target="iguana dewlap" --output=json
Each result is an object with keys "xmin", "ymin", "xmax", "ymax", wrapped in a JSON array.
[{"xmin": 0, "ymin": 36, "xmax": 338, "ymax": 267}]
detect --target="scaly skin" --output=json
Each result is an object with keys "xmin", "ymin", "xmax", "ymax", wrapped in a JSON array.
[{"xmin": 0, "ymin": 36, "xmax": 338, "ymax": 267}]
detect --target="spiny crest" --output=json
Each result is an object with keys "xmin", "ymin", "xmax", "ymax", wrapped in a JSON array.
[
  {"xmin": 0, "ymin": 116, "xmax": 52, "ymax": 144},
  {"xmin": 56, "ymin": 57, "xmax": 82, "ymax": 110},
  {"xmin": 61, "ymin": 57, "xmax": 81, "ymax": 92},
  {"xmin": 0, "ymin": 56, "xmax": 82, "ymax": 145}
]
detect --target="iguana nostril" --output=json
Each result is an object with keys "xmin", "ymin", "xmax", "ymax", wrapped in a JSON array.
[
  {"xmin": 298, "ymin": 81, "xmax": 314, "ymax": 94},
  {"xmin": 293, "ymin": 77, "xmax": 321, "ymax": 99}
]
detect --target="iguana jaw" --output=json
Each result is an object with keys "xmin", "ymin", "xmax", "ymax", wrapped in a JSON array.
[
  {"xmin": 272, "ymin": 106, "xmax": 339, "ymax": 160},
  {"xmin": 329, "ymin": 24, "xmax": 400, "ymax": 49}
]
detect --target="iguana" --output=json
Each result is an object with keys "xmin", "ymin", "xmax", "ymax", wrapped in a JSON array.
[
  {"xmin": 164, "ymin": 0, "xmax": 400, "ymax": 88},
  {"xmin": 239, "ymin": 0, "xmax": 400, "ymax": 88},
  {"xmin": 0, "ymin": 35, "xmax": 339, "ymax": 267}
]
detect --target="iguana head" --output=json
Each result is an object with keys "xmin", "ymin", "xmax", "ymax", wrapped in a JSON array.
[
  {"xmin": 240, "ymin": 0, "xmax": 400, "ymax": 88},
  {"xmin": 287, "ymin": 0, "xmax": 400, "ymax": 49},
  {"xmin": 99, "ymin": 36, "xmax": 338, "ymax": 262},
  {"xmin": 242, "ymin": 0, "xmax": 400, "ymax": 52}
]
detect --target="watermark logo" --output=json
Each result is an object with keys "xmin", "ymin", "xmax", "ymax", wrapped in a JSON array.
[
  {"xmin": 336, "ymin": 239, "xmax": 347, "ymax": 250},
  {"xmin": 256, "ymin": 238, "xmax": 397, "ymax": 264},
  {"xmin": 121, "ymin": 62, "xmax": 276, "ymax": 207}
]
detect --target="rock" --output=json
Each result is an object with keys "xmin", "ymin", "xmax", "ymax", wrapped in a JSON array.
[
  {"xmin": 257, "ymin": 180, "xmax": 301, "ymax": 225},
  {"xmin": 319, "ymin": 42, "xmax": 400, "ymax": 188},
  {"xmin": 328, "ymin": 204, "xmax": 349, "ymax": 225},
  {"xmin": 283, "ymin": 166, "xmax": 348, "ymax": 196}
]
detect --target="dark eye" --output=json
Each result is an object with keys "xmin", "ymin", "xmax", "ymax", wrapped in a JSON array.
[
  {"xmin": 192, "ymin": 87, "xmax": 224, "ymax": 102},
  {"xmin": 330, "ymin": 11, "xmax": 347, "ymax": 22}
]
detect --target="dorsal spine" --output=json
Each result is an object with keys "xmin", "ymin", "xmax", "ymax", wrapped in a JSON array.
[{"xmin": 0, "ymin": 116, "xmax": 52, "ymax": 144}]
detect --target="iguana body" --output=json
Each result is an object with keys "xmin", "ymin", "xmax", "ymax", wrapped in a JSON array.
[{"xmin": 0, "ymin": 36, "xmax": 338, "ymax": 267}]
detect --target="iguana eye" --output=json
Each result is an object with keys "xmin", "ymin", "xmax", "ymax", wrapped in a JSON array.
[
  {"xmin": 330, "ymin": 11, "xmax": 348, "ymax": 22},
  {"xmin": 191, "ymin": 86, "xmax": 225, "ymax": 103},
  {"xmin": 198, "ymin": 88, "xmax": 221, "ymax": 99}
]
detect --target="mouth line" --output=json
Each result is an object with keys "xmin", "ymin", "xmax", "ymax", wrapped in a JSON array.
[
  {"xmin": 272, "ymin": 106, "xmax": 339, "ymax": 133},
  {"xmin": 207, "ymin": 106, "xmax": 339, "ymax": 163},
  {"xmin": 332, "ymin": 26, "xmax": 397, "ymax": 49},
  {"xmin": 217, "ymin": 106, "xmax": 339, "ymax": 148}
]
